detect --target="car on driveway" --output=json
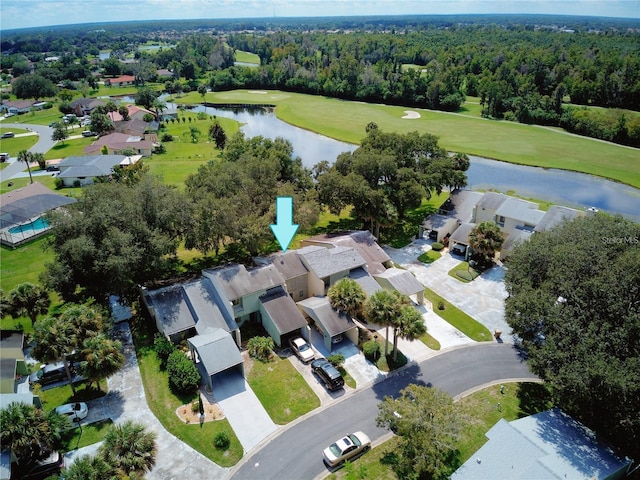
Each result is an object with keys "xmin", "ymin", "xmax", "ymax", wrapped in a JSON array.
[
  {"xmin": 311, "ymin": 358, "xmax": 344, "ymax": 391},
  {"xmin": 29, "ymin": 361, "xmax": 81, "ymax": 386},
  {"xmin": 55, "ymin": 402, "xmax": 88, "ymax": 422},
  {"xmin": 81, "ymin": 130, "xmax": 95, "ymax": 137},
  {"xmin": 1, "ymin": 132, "xmax": 15, "ymax": 138},
  {"xmin": 322, "ymin": 431, "xmax": 371, "ymax": 467},
  {"xmin": 45, "ymin": 165, "xmax": 60, "ymax": 171},
  {"xmin": 11, "ymin": 450, "xmax": 64, "ymax": 480},
  {"xmin": 289, "ymin": 337, "xmax": 315, "ymax": 363}
]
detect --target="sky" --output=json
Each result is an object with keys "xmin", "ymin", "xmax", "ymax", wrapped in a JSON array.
[{"xmin": 1, "ymin": 0, "xmax": 638, "ymax": 31}]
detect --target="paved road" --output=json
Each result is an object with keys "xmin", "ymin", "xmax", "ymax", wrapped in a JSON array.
[
  {"xmin": 228, "ymin": 343, "xmax": 537, "ymax": 480},
  {"xmin": 0, "ymin": 123, "xmax": 55, "ymax": 182}
]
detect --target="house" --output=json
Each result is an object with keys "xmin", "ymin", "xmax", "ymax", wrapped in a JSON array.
[
  {"xmin": 301, "ymin": 230, "xmax": 392, "ymax": 274},
  {"xmin": 56, "ymin": 154, "xmax": 139, "ymax": 186},
  {"xmin": 0, "ymin": 99, "xmax": 36, "ymax": 115},
  {"xmin": 297, "ymin": 296, "xmax": 358, "ymax": 351},
  {"xmin": 188, "ymin": 329, "xmax": 244, "ymax": 393},
  {"xmin": 266, "ymin": 250, "xmax": 310, "ymax": 302},
  {"xmin": 499, "ymin": 228, "xmax": 534, "ymax": 261},
  {"xmin": 451, "ymin": 408, "xmax": 633, "ymax": 480},
  {"xmin": 113, "ymin": 118, "xmax": 150, "ymax": 137},
  {"xmin": 423, "ymin": 189, "xmax": 483, "ymax": 242},
  {"xmin": 70, "ymin": 98, "xmax": 106, "ymax": 117},
  {"xmin": 84, "ymin": 132, "xmax": 153, "ymax": 157},
  {"xmin": 448, "ymin": 222, "xmax": 476, "ymax": 258},
  {"xmin": 373, "ymin": 267, "xmax": 425, "ymax": 304},
  {"xmin": 0, "ymin": 332, "xmax": 28, "ymax": 395},
  {"xmin": 492, "ymin": 197, "xmax": 545, "ymax": 235},
  {"xmin": 108, "ymin": 105, "xmax": 155, "ymax": 123},
  {"xmin": 534, "ymin": 205, "xmax": 584, "ymax": 233},
  {"xmin": 141, "ymin": 277, "xmax": 240, "ymax": 345},
  {"xmin": 0, "ymin": 182, "xmax": 77, "ymax": 247},
  {"xmin": 203, "ymin": 263, "xmax": 309, "ymax": 346},
  {"xmin": 104, "ymin": 75, "xmax": 135, "ymax": 87},
  {"xmin": 296, "ymin": 245, "xmax": 368, "ymax": 296}
]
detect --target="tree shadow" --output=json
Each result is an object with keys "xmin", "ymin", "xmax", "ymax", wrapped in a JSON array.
[{"xmin": 516, "ymin": 382, "xmax": 553, "ymax": 418}]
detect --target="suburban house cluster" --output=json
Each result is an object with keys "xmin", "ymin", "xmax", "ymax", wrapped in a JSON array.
[
  {"xmin": 141, "ymin": 231, "xmax": 425, "ymax": 393},
  {"xmin": 423, "ymin": 189, "xmax": 585, "ymax": 260}
]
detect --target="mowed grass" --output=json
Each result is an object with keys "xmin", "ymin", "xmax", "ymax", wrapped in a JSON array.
[
  {"xmin": 181, "ymin": 90, "xmax": 640, "ymax": 188},
  {"xmin": 423, "ymin": 288, "xmax": 493, "ymax": 342},
  {"xmin": 247, "ymin": 355, "xmax": 320, "ymax": 425},
  {"xmin": 131, "ymin": 316, "xmax": 243, "ymax": 467},
  {"xmin": 0, "ymin": 132, "xmax": 39, "ymax": 158},
  {"xmin": 235, "ymin": 50, "xmax": 261, "ymax": 65},
  {"xmin": 325, "ymin": 382, "xmax": 551, "ymax": 480},
  {"xmin": 61, "ymin": 419, "xmax": 113, "ymax": 451},
  {"xmin": 147, "ymin": 114, "xmax": 239, "ymax": 188}
]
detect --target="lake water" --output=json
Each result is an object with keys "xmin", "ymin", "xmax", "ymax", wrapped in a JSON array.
[{"xmin": 173, "ymin": 102, "xmax": 640, "ymax": 220}]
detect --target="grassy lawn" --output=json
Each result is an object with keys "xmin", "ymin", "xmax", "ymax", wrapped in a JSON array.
[
  {"xmin": 419, "ymin": 331, "xmax": 441, "ymax": 350},
  {"xmin": 325, "ymin": 382, "xmax": 551, "ymax": 480},
  {"xmin": 423, "ymin": 288, "xmax": 493, "ymax": 342},
  {"xmin": 178, "ymin": 90, "xmax": 640, "ymax": 189},
  {"xmin": 45, "ymin": 136, "xmax": 96, "ymax": 160},
  {"xmin": 61, "ymin": 418, "xmax": 113, "ymax": 451},
  {"xmin": 247, "ymin": 355, "xmax": 320, "ymax": 424},
  {"xmin": 36, "ymin": 381, "xmax": 108, "ymax": 411},
  {"xmin": 235, "ymin": 51, "xmax": 260, "ymax": 65},
  {"xmin": 0, "ymin": 132, "xmax": 39, "ymax": 158},
  {"xmin": 147, "ymin": 114, "xmax": 239, "ymax": 188},
  {"xmin": 131, "ymin": 316, "xmax": 243, "ymax": 467},
  {"xmin": 448, "ymin": 261, "xmax": 481, "ymax": 283},
  {"xmin": 417, "ymin": 249, "xmax": 442, "ymax": 264}
]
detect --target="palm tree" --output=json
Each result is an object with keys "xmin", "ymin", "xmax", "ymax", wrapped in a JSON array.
[
  {"xmin": 99, "ymin": 421, "xmax": 157, "ymax": 476},
  {"xmin": 469, "ymin": 221, "xmax": 504, "ymax": 265},
  {"xmin": 80, "ymin": 334, "xmax": 124, "ymax": 391},
  {"xmin": 328, "ymin": 278, "xmax": 366, "ymax": 319},
  {"xmin": 63, "ymin": 454, "xmax": 116, "ymax": 480},
  {"xmin": 0, "ymin": 402, "xmax": 67, "ymax": 464},
  {"xmin": 391, "ymin": 304, "xmax": 426, "ymax": 362},
  {"xmin": 7, "ymin": 282, "xmax": 50, "ymax": 326},
  {"xmin": 17, "ymin": 150, "xmax": 33, "ymax": 184},
  {"xmin": 31, "ymin": 315, "xmax": 77, "ymax": 394},
  {"xmin": 364, "ymin": 289, "xmax": 403, "ymax": 357}
]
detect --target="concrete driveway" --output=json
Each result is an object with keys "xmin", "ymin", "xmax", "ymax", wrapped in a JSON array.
[{"xmin": 208, "ymin": 371, "xmax": 277, "ymax": 454}]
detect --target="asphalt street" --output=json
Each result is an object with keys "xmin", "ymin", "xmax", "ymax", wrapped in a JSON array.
[
  {"xmin": 0, "ymin": 123, "xmax": 55, "ymax": 183},
  {"xmin": 228, "ymin": 343, "xmax": 537, "ymax": 480}
]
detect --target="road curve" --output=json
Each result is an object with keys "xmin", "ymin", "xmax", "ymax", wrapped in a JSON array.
[{"xmin": 228, "ymin": 343, "xmax": 538, "ymax": 480}]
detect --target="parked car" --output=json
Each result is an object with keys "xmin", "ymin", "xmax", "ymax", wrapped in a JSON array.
[
  {"xmin": 11, "ymin": 450, "xmax": 63, "ymax": 480},
  {"xmin": 0, "ymin": 153, "xmax": 9, "ymax": 162},
  {"xmin": 322, "ymin": 431, "xmax": 371, "ymax": 467},
  {"xmin": 289, "ymin": 337, "xmax": 315, "ymax": 363},
  {"xmin": 1, "ymin": 132, "xmax": 15, "ymax": 138},
  {"xmin": 45, "ymin": 165, "xmax": 60, "ymax": 172},
  {"xmin": 28, "ymin": 361, "xmax": 80, "ymax": 386},
  {"xmin": 311, "ymin": 358, "xmax": 344, "ymax": 391},
  {"xmin": 81, "ymin": 130, "xmax": 95, "ymax": 137},
  {"xmin": 55, "ymin": 402, "xmax": 88, "ymax": 422}
]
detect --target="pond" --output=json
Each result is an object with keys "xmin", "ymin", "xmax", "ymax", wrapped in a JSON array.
[{"xmin": 172, "ymin": 102, "xmax": 640, "ymax": 220}]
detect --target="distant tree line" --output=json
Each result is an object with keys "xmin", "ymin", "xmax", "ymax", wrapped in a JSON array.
[{"xmin": 3, "ymin": 18, "xmax": 639, "ymax": 146}]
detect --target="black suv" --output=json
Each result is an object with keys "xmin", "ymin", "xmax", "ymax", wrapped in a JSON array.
[
  {"xmin": 11, "ymin": 451, "xmax": 63, "ymax": 480},
  {"xmin": 311, "ymin": 358, "xmax": 344, "ymax": 391},
  {"xmin": 28, "ymin": 361, "xmax": 81, "ymax": 386}
]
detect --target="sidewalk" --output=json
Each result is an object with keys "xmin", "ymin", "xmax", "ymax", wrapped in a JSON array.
[
  {"xmin": 64, "ymin": 323, "xmax": 228, "ymax": 480},
  {"xmin": 384, "ymin": 239, "xmax": 512, "ymax": 342}
]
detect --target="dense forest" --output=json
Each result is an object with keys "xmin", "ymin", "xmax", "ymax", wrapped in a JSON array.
[{"xmin": 2, "ymin": 15, "xmax": 640, "ymax": 145}]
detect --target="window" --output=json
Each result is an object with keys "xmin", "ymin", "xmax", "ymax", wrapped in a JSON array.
[{"xmin": 497, "ymin": 215, "xmax": 505, "ymax": 227}]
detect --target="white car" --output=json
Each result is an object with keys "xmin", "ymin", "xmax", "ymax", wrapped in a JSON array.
[
  {"xmin": 289, "ymin": 337, "xmax": 315, "ymax": 363},
  {"xmin": 322, "ymin": 431, "xmax": 371, "ymax": 467},
  {"xmin": 55, "ymin": 402, "xmax": 88, "ymax": 422}
]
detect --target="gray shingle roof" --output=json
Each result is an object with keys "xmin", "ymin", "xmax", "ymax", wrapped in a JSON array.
[
  {"xmin": 269, "ymin": 250, "xmax": 309, "ymax": 280},
  {"xmin": 501, "ymin": 229, "xmax": 533, "ymax": 254},
  {"xmin": 451, "ymin": 408, "xmax": 631, "ymax": 480},
  {"xmin": 535, "ymin": 205, "xmax": 583, "ymax": 232},
  {"xmin": 58, "ymin": 155, "xmax": 128, "ymax": 178},
  {"xmin": 259, "ymin": 287, "xmax": 308, "ymax": 335},
  {"xmin": 449, "ymin": 222, "xmax": 476, "ymax": 245},
  {"xmin": 143, "ymin": 284, "xmax": 196, "ymax": 336},
  {"xmin": 495, "ymin": 198, "xmax": 545, "ymax": 225},
  {"xmin": 374, "ymin": 268, "xmax": 424, "ymax": 296},
  {"xmin": 297, "ymin": 296, "xmax": 354, "ymax": 336},
  {"xmin": 204, "ymin": 263, "xmax": 285, "ymax": 301},
  {"xmin": 188, "ymin": 329, "xmax": 242, "ymax": 376},
  {"xmin": 348, "ymin": 267, "xmax": 382, "ymax": 295},
  {"xmin": 297, "ymin": 245, "xmax": 366, "ymax": 279},
  {"xmin": 475, "ymin": 191, "xmax": 509, "ymax": 211}
]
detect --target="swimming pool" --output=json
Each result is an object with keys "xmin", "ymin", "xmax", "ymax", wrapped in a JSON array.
[{"xmin": 8, "ymin": 217, "xmax": 50, "ymax": 235}]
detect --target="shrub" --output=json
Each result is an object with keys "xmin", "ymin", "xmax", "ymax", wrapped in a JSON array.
[
  {"xmin": 73, "ymin": 180, "xmax": 81, "ymax": 188},
  {"xmin": 167, "ymin": 350, "xmax": 200, "ymax": 394},
  {"xmin": 431, "ymin": 242, "xmax": 444, "ymax": 251},
  {"xmin": 191, "ymin": 399, "xmax": 201, "ymax": 413},
  {"xmin": 154, "ymin": 333, "xmax": 176, "ymax": 369},
  {"xmin": 438, "ymin": 302, "xmax": 445, "ymax": 310},
  {"xmin": 327, "ymin": 353, "xmax": 345, "ymax": 367},
  {"xmin": 54, "ymin": 177, "xmax": 64, "ymax": 190},
  {"xmin": 214, "ymin": 431, "xmax": 230, "ymax": 450},
  {"xmin": 247, "ymin": 336, "xmax": 274, "ymax": 361},
  {"xmin": 161, "ymin": 133, "xmax": 173, "ymax": 142},
  {"xmin": 363, "ymin": 340, "xmax": 380, "ymax": 361}
]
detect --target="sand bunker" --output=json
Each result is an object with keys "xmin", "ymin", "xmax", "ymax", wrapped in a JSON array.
[
  {"xmin": 248, "ymin": 90, "xmax": 267, "ymax": 94},
  {"xmin": 402, "ymin": 110, "xmax": 421, "ymax": 119}
]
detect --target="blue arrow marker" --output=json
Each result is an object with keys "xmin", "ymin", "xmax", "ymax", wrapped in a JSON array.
[{"xmin": 270, "ymin": 196, "xmax": 299, "ymax": 252}]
